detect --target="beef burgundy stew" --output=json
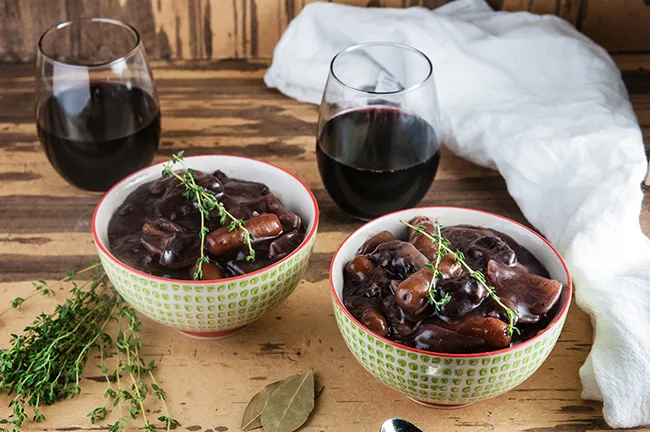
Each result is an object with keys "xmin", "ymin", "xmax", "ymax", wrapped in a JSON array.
[
  {"xmin": 342, "ymin": 217, "xmax": 564, "ymax": 354},
  {"xmin": 108, "ymin": 170, "xmax": 306, "ymax": 280}
]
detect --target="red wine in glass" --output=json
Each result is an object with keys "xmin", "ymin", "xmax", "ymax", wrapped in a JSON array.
[
  {"xmin": 36, "ymin": 18, "xmax": 160, "ymax": 192},
  {"xmin": 317, "ymin": 43, "xmax": 442, "ymax": 219},
  {"xmin": 317, "ymin": 107, "xmax": 440, "ymax": 220},
  {"xmin": 37, "ymin": 83, "xmax": 160, "ymax": 192}
]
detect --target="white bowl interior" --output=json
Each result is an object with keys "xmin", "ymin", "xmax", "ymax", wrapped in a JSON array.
[
  {"xmin": 94, "ymin": 155, "xmax": 317, "ymax": 258},
  {"xmin": 332, "ymin": 207, "xmax": 569, "ymax": 306}
]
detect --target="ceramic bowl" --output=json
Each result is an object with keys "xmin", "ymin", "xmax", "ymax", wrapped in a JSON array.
[
  {"xmin": 93, "ymin": 155, "xmax": 319, "ymax": 339},
  {"xmin": 330, "ymin": 207, "xmax": 572, "ymax": 408}
]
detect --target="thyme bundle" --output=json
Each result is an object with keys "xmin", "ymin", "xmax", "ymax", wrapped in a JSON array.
[{"xmin": 0, "ymin": 263, "xmax": 178, "ymax": 431}]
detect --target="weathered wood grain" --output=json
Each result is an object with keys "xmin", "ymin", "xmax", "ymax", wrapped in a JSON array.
[
  {"xmin": 1, "ymin": 0, "xmax": 649, "ymax": 62},
  {"xmin": 0, "ymin": 57, "xmax": 648, "ymax": 431}
]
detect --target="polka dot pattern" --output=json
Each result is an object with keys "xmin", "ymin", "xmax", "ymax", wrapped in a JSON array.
[
  {"xmin": 332, "ymin": 297, "xmax": 566, "ymax": 406},
  {"xmin": 96, "ymin": 236, "xmax": 316, "ymax": 332}
]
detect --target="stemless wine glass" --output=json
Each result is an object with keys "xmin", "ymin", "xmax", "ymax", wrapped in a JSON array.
[
  {"xmin": 36, "ymin": 18, "xmax": 160, "ymax": 192},
  {"xmin": 316, "ymin": 42, "xmax": 441, "ymax": 220}
]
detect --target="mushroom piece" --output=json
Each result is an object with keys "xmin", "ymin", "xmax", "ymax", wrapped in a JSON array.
[
  {"xmin": 357, "ymin": 230, "xmax": 397, "ymax": 255},
  {"xmin": 486, "ymin": 259, "xmax": 563, "ymax": 324},
  {"xmin": 370, "ymin": 240, "xmax": 429, "ymax": 280},
  {"xmin": 410, "ymin": 319, "xmax": 485, "ymax": 353}
]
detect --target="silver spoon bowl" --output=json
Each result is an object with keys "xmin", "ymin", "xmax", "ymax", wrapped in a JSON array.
[{"xmin": 380, "ymin": 418, "xmax": 423, "ymax": 432}]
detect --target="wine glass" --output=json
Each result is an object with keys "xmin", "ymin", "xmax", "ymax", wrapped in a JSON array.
[
  {"xmin": 316, "ymin": 42, "xmax": 441, "ymax": 220},
  {"xmin": 35, "ymin": 18, "xmax": 160, "ymax": 192}
]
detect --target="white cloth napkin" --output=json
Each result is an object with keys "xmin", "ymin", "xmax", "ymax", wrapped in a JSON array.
[{"xmin": 265, "ymin": 0, "xmax": 650, "ymax": 428}]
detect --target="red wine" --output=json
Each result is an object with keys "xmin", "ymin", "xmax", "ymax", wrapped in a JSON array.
[
  {"xmin": 317, "ymin": 107, "xmax": 440, "ymax": 219},
  {"xmin": 37, "ymin": 83, "xmax": 160, "ymax": 192}
]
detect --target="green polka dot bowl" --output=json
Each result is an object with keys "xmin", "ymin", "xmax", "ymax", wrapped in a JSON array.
[
  {"xmin": 92, "ymin": 155, "xmax": 319, "ymax": 340},
  {"xmin": 330, "ymin": 207, "xmax": 571, "ymax": 408}
]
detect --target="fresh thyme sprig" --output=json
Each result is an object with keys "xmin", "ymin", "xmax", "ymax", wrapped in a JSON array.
[
  {"xmin": 402, "ymin": 220, "xmax": 519, "ymax": 336},
  {"xmin": 0, "ymin": 263, "xmax": 178, "ymax": 432},
  {"xmin": 423, "ymin": 221, "xmax": 452, "ymax": 311},
  {"xmin": 161, "ymin": 151, "xmax": 255, "ymax": 280}
]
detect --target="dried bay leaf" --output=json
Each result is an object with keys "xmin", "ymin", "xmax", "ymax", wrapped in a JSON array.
[
  {"xmin": 261, "ymin": 371, "xmax": 315, "ymax": 432},
  {"xmin": 241, "ymin": 380, "xmax": 285, "ymax": 431}
]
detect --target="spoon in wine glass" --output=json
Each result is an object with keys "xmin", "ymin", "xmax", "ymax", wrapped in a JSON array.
[{"xmin": 380, "ymin": 418, "xmax": 424, "ymax": 432}]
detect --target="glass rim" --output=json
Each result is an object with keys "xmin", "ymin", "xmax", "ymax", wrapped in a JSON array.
[
  {"xmin": 329, "ymin": 42, "xmax": 433, "ymax": 95},
  {"xmin": 38, "ymin": 18, "xmax": 141, "ymax": 69}
]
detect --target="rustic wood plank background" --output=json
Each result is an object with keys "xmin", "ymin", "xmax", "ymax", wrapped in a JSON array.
[
  {"xmin": 0, "ymin": 55, "xmax": 648, "ymax": 431},
  {"xmin": 1, "ymin": 0, "xmax": 649, "ymax": 62}
]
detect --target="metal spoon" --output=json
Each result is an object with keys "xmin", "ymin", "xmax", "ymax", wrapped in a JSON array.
[{"xmin": 380, "ymin": 418, "xmax": 424, "ymax": 432}]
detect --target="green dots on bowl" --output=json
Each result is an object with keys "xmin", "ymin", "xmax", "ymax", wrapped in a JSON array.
[
  {"xmin": 503, "ymin": 354, "xmax": 512, "ymax": 362},
  {"xmin": 513, "ymin": 360, "xmax": 521, "ymax": 368},
  {"xmin": 479, "ymin": 369, "xmax": 488, "ymax": 376},
  {"xmin": 139, "ymin": 278, "xmax": 148, "ymax": 285},
  {"xmin": 492, "ymin": 357, "xmax": 501, "ymax": 364},
  {"xmin": 490, "ymin": 367, "xmax": 499, "ymax": 374},
  {"xmin": 194, "ymin": 286, "xmax": 204, "ymax": 293},
  {"xmin": 386, "ymin": 363, "xmax": 395, "ymax": 371},
  {"xmin": 452, "ymin": 378, "xmax": 461, "ymax": 385},
  {"xmin": 419, "ymin": 355, "xmax": 430, "ymax": 363},
  {"xmin": 228, "ymin": 310, "xmax": 236, "ymax": 317},
  {"xmin": 431, "ymin": 358, "xmax": 441, "ymax": 364},
  {"xmin": 228, "ymin": 293, "xmax": 237, "ymax": 300},
  {"xmin": 162, "ymin": 294, "xmax": 170, "ymax": 301},
  {"xmin": 183, "ymin": 295, "xmax": 192, "ymax": 303},
  {"xmin": 183, "ymin": 305, "xmax": 192, "ymax": 312},
  {"xmin": 217, "ymin": 285, "xmax": 226, "ymax": 292},
  {"xmin": 396, "ymin": 349, "xmax": 406, "ymax": 357},
  {"xmin": 440, "ymin": 378, "xmax": 448, "ymax": 384},
  {"xmin": 376, "ymin": 351, "xmax": 385, "ymax": 359},
  {"xmin": 501, "ymin": 364, "xmax": 511, "ymax": 371},
  {"xmin": 397, "ymin": 359, "xmax": 407, "ymax": 367},
  {"xmin": 488, "ymin": 376, "xmax": 496, "ymax": 383},
  {"xmin": 443, "ymin": 359, "xmax": 452, "ymax": 365},
  {"xmin": 218, "ymin": 304, "xmax": 226, "ymax": 311},
  {"xmin": 407, "ymin": 353, "xmax": 418, "ymax": 360},
  {"xmin": 482, "ymin": 358, "xmax": 490, "ymax": 365},
  {"xmin": 409, "ymin": 372, "xmax": 418, "ymax": 380},
  {"xmin": 465, "ymin": 378, "xmax": 474, "ymax": 385},
  {"xmin": 525, "ymin": 347, "xmax": 533, "ymax": 354},
  {"xmin": 152, "ymin": 291, "xmax": 160, "ymax": 299},
  {"xmin": 386, "ymin": 354, "xmax": 395, "ymax": 363},
  {"xmin": 408, "ymin": 363, "xmax": 418, "ymax": 372},
  {"xmin": 195, "ymin": 296, "xmax": 204, "ymax": 303},
  {"xmin": 250, "ymin": 287, "xmax": 260, "ymax": 295},
  {"xmin": 261, "ymin": 273, "xmax": 269, "ymax": 281},
  {"xmin": 385, "ymin": 345, "xmax": 395, "ymax": 353},
  {"xmin": 467, "ymin": 370, "xmax": 476, "ymax": 377},
  {"xmin": 206, "ymin": 286, "xmax": 215, "ymax": 293},
  {"xmin": 442, "ymin": 369, "xmax": 452, "ymax": 376},
  {"xmin": 182, "ymin": 285, "xmax": 191, "ymax": 293}
]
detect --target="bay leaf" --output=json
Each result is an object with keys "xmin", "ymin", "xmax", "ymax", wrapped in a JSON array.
[
  {"xmin": 241, "ymin": 380, "xmax": 285, "ymax": 431},
  {"xmin": 261, "ymin": 371, "xmax": 315, "ymax": 432}
]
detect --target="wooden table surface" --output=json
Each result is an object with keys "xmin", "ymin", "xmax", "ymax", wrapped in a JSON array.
[{"xmin": 1, "ymin": 57, "xmax": 649, "ymax": 432}]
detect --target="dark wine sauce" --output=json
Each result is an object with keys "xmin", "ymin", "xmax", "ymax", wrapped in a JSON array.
[{"xmin": 317, "ymin": 107, "xmax": 440, "ymax": 219}]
